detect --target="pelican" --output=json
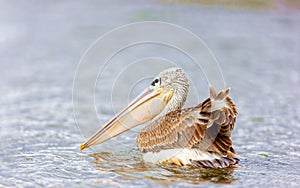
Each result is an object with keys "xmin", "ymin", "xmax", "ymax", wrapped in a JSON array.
[{"xmin": 80, "ymin": 67, "xmax": 239, "ymax": 168}]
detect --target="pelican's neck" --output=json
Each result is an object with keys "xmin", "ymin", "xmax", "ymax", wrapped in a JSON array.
[{"xmin": 160, "ymin": 81, "xmax": 189, "ymax": 117}]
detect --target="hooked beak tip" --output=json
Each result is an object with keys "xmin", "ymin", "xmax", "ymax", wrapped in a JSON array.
[{"xmin": 80, "ymin": 143, "xmax": 89, "ymax": 151}]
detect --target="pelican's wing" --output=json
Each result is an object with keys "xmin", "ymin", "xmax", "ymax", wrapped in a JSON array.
[{"xmin": 136, "ymin": 86, "xmax": 238, "ymax": 158}]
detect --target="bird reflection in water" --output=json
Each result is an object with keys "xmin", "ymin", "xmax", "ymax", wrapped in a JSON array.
[{"xmin": 91, "ymin": 151, "xmax": 236, "ymax": 184}]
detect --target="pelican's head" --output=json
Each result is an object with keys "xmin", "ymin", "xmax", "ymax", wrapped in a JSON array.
[{"xmin": 80, "ymin": 67, "xmax": 189, "ymax": 150}]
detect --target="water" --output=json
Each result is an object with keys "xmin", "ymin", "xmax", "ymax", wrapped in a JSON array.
[{"xmin": 1, "ymin": 0, "xmax": 300, "ymax": 187}]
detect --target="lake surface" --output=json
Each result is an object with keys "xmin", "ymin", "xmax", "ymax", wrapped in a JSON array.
[{"xmin": 1, "ymin": 0, "xmax": 300, "ymax": 187}]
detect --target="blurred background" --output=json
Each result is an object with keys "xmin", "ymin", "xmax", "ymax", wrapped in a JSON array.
[{"xmin": 0, "ymin": 0, "xmax": 299, "ymax": 187}]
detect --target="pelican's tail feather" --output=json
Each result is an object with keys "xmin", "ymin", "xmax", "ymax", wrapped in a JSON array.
[{"xmin": 190, "ymin": 157, "xmax": 239, "ymax": 168}]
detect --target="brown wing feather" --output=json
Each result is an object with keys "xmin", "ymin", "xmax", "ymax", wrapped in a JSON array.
[
  {"xmin": 136, "ymin": 86, "xmax": 238, "ymax": 157},
  {"xmin": 137, "ymin": 107, "xmax": 208, "ymax": 152}
]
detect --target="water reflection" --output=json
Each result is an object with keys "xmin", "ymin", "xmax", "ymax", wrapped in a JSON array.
[{"xmin": 91, "ymin": 150, "xmax": 236, "ymax": 184}]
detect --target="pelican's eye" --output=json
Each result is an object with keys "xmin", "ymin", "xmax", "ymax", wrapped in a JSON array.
[{"xmin": 150, "ymin": 77, "xmax": 161, "ymax": 87}]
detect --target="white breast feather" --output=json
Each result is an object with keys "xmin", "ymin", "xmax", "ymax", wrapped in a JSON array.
[{"xmin": 143, "ymin": 148, "xmax": 222, "ymax": 165}]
